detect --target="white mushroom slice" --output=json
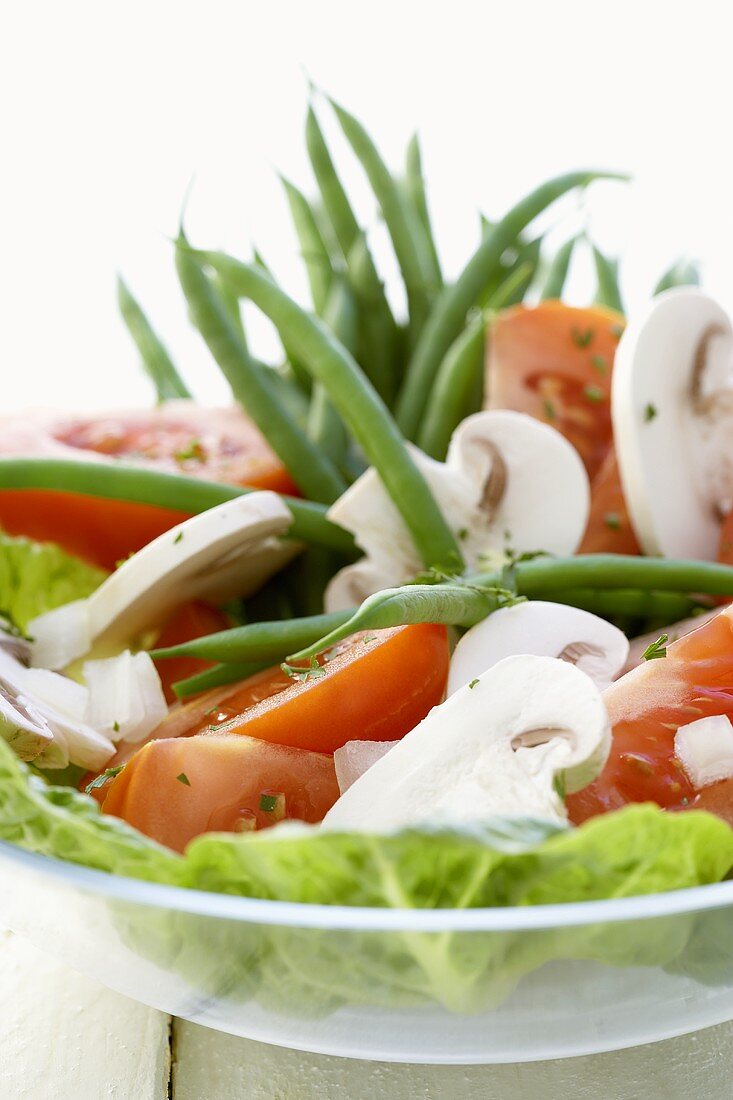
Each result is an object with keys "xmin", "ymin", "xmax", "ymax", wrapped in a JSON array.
[
  {"xmin": 323, "ymin": 654, "xmax": 610, "ymax": 831},
  {"xmin": 28, "ymin": 492, "xmax": 295, "ymax": 670},
  {"xmin": 325, "ymin": 411, "xmax": 589, "ymax": 611},
  {"xmin": 0, "ymin": 631, "xmax": 114, "ymax": 769},
  {"xmin": 613, "ymin": 288, "xmax": 733, "ymax": 558},
  {"xmin": 448, "ymin": 601, "xmax": 629, "ymax": 695},
  {"xmin": 675, "ymin": 714, "xmax": 733, "ymax": 789}
]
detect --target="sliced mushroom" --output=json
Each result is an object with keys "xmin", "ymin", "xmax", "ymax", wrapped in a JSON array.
[
  {"xmin": 323, "ymin": 654, "xmax": 611, "ymax": 830},
  {"xmin": 325, "ymin": 411, "xmax": 590, "ymax": 611},
  {"xmin": 448, "ymin": 601, "xmax": 629, "ymax": 695},
  {"xmin": 613, "ymin": 288, "xmax": 733, "ymax": 558},
  {"xmin": 29, "ymin": 492, "xmax": 296, "ymax": 670}
]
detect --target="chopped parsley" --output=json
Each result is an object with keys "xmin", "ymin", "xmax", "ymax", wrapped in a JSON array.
[
  {"xmin": 176, "ymin": 772, "xmax": 192, "ymax": 786},
  {"xmin": 112, "ymin": 720, "xmax": 120, "ymax": 733},
  {"xmin": 281, "ymin": 657, "xmax": 326, "ymax": 682},
  {"xmin": 259, "ymin": 792, "xmax": 279, "ymax": 812},
  {"xmin": 458, "ymin": 527, "xmax": 469, "ymax": 541},
  {"xmin": 591, "ymin": 354, "xmax": 607, "ymax": 375},
  {"xmin": 173, "ymin": 531, "xmax": 184, "ymax": 544},
  {"xmin": 468, "ymin": 678, "xmax": 479, "ymax": 689},
  {"xmin": 543, "ymin": 398, "xmax": 557, "ymax": 421},
  {"xmin": 85, "ymin": 765, "xmax": 125, "ymax": 795},
  {"xmin": 571, "ymin": 327, "xmax": 594, "ymax": 348},
  {"xmin": 604, "ymin": 512, "xmax": 621, "ymax": 531},
  {"xmin": 583, "ymin": 384, "xmax": 605, "ymax": 403},
  {"xmin": 641, "ymin": 634, "xmax": 668, "ymax": 661},
  {"xmin": 643, "ymin": 403, "xmax": 658, "ymax": 423}
]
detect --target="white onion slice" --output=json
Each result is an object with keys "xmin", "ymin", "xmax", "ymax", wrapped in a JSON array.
[
  {"xmin": 675, "ymin": 714, "xmax": 733, "ymax": 789},
  {"xmin": 83, "ymin": 651, "xmax": 168, "ymax": 743},
  {"xmin": 333, "ymin": 740, "xmax": 398, "ymax": 795}
]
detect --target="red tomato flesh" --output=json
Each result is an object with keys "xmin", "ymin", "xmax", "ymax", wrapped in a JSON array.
[
  {"xmin": 569, "ymin": 606, "xmax": 733, "ymax": 823},
  {"xmin": 102, "ymin": 734, "xmax": 339, "ymax": 853}
]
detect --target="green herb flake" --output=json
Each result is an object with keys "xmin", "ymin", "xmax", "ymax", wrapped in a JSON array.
[
  {"xmin": 176, "ymin": 773, "xmax": 192, "ymax": 786},
  {"xmin": 112, "ymin": 720, "xmax": 120, "ymax": 733},
  {"xmin": 604, "ymin": 512, "xmax": 621, "ymax": 531},
  {"xmin": 591, "ymin": 355, "xmax": 607, "ymax": 375},
  {"xmin": 468, "ymin": 678, "xmax": 479, "ymax": 689},
  {"xmin": 543, "ymin": 398, "xmax": 557, "ymax": 421},
  {"xmin": 643, "ymin": 403, "xmax": 658, "ymax": 423},
  {"xmin": 641, "ymin": 633, "xmax": 668, "ymax": 661},
  {"xmin": 583, "ymin": 384, "xmax": 605, "ymax": 403},
  {"xmin": 259, "ymin": 793, "xmax": 278, "ymax": 812},
  {"xmin": 571, "ymin": 327, "xmax": 594, "ymax": 348},
  {"xmin": 281, "ymin": 657, "xmax": 326, "ymax": 682},
  {"xmin": 458, "ymin": 527, "xmax": 469, "ymax": 541},
  {"xmin": 173, "ymin": 531, "xmax": 184, "ymax": 544},
  {"xmin": 84, "ymin": 765, "xmax": 125, "ymax": 795}
]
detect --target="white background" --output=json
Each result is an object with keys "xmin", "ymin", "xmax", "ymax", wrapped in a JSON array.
[{"xmin": 1, "ymin": 0, "xmax": 731, "ymax": 411}]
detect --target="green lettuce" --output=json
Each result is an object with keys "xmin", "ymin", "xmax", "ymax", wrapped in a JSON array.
[
  {"xmin": 2, "ymin": 735, "xmax": 733, "ymax": 1014},
  {"xmin": 0, "ymin": 531, "xmax": 106, "ymax": 631}
]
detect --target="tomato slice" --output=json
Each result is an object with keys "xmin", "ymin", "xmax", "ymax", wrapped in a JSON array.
[
  {"xmin": 568, "ymin": 606, "xmax": 733, "ymax": 823},
  {"xmin": 152, "ymin": 602, "xmax": 231, "ymax": 703},
  {"xmin": 145, "ymin": 623, "xmax": 450, "ymax": 756},
  {"xmin": 578, "ymin": 447, "xmax": 641, "ymax": 555},
  {"xmin": 0, "ymin": 403, "xmax": 298, "ymax": 570},
  {"xmin": 102, "ymin": 734, "xmax": 340, "ymax": 852},
  {"xmin": 486, "ymin": 302, "xmax": 622, "ymax": 480}
]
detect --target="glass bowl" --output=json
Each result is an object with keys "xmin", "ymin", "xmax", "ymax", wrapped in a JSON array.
[{"xmin": 2, "ymin": 839, "xmax": 733, "ymax": 1064}]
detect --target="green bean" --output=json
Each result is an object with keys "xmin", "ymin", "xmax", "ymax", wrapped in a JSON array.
[
  {"xmin": 395, "ymin": 171, "xmax": 627, "ymax": 439},
  {"xmin": 307, "ymin": 277, "xmax": 356, "ymax": 467},
  {"xmin": 252, "ymin": 248, "xmax": 312, "ymax": 395},
  {"xmin": 305, "ymin": 104, "xmax": 361, "ymax": 257},
  {"xmin": 280, "ymin": 175, "xmax": 333, "ymax": 314},
  {"xmin": 404, "ymin": 133, "xmax": 442, "ymax": 287},
  {"xmin": 653, "ymin": 258, "xmax": 701, "ymax": 295},
  {"xmin": 258, "ymin": 361, "xmax": 310, "ymax": 428},
  {"xmin": 291, "ymin": 555, "xmax": 733, "ymax": 658},
  {"xmin": 176, "ymin": 236, "xmax": 346, "ymax": 504},
  {"xmin": 210, "ymin": 271, "xmax": 247, "ymax": 343},
  {"xmin": 417, "ymin": 311, "xmax": 486, "ymax": 459},
  {"xmin": 345, "ymin": 231, "xmax": 399, "ymax": 405},
  {"xmin": 329, "ymin": 97, "xmax": 436, "ymax": 342},
  {"xmin": 486, "ymin": 260, "xmax": 535, "ymax": 311},
  {"xmin": 154, "ymin": 610, "xmax": 351, "ymax": 664},
  {"xmin": 548, "ymin": 588, "xmax": 700, "ymax": 623},
  {"xmin": 116, "ymin": 277, "xmax": 191, "ymax": 402},
  {"xmin": 193, "ymin": 248, "xmax": 463, "ymax": 572},
  {"xmin": 0, "ymin": 457, "xmax": 357, "ymax": 555},
  {"xmin": 289, "ymin": 582, "xmax": 512, "ymax": 660},
  {"xmin": 592, "ymin": 245, "xmax": 624, "ymax": 313},
  {"xmin": 540, "ymin": 237, "xmax": 577, "ymax": 300},
  {"xmin": 172, "ymin": 661, "xmax": 267, "ymax": 699}
]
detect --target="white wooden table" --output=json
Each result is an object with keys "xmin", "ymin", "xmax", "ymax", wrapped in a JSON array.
[{"xmin": 2, "ymin": 930, "xmax": 733, "ymax": 1100}]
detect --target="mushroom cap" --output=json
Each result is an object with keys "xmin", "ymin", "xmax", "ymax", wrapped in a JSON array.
[
  {"xmin": 323, "ymin": 654, "xmax": 611, "ymax": 831},
  {"xmin": 613, "ymin": 288, "xmax": 733, "ymax": 558},
  {"xmin": 325, "ymin": 411, "xmax": 589, "ymax": 610},
  {"xmin": 448, "ymin": 601, "xmax": 629, "ymax": 695}
]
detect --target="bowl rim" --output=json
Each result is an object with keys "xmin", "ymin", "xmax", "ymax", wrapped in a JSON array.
[{"xmin": 3, "ymin": 839, "xmax": 733, "ymax": 931}]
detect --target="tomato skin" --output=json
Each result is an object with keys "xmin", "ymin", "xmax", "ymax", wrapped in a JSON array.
[
  {"xmin": 486, "ymin": 302, "xmax": 622, "ymax": 480},
  {"xmin": 569, "ymin": 607, "xmax": 733, "ymax": 823},
  {"xmin": 148, "ymin": 624, "xmax": 450, "ymax": 756},
  {"xmin": 578, "ymin": 447, "xmax": 641, "ymax": 555},
  {"xmin": 102, "ymin": 734, "xmax": 339, "ymax": 852},
  {"xmin": 0, "ymin": 403, "xmax": 298, "ymax": 571}
]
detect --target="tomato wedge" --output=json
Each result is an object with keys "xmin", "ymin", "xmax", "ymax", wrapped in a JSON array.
[
  {"xmin": 486, "ymin": 302, "xmax": 638, "ymax": 554},
  {"xmin": 102, "ymin": 734, "xmax": 339, "ymax": 852},
  {"xmin": 146, "ymin": 623, "xmax": 450, "ymax": 756},
  {"xmin": 568, "ymin": 606, "xmax": 733, "ymax": 824},
  {"xmin": 0, "ymin": 402, "xmax": 298, "ymax": 570}
]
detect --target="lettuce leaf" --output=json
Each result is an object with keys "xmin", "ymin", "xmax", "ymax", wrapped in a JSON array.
[
  {"xmin": 2, "ymin": 734, "xmax": 733, "ymax": 1015},
  {"xmin": 0, "ymin": 531, "xmax": 106, "ymax": 631}
]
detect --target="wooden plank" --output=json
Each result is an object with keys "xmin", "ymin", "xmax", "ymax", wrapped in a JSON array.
[
  {"xmin": 0, "ymin": 930, "xmax": 171, "ymax": 1100},
  {"xmin": 171, "ymin": 1017, "xmax": 733, "ymax": 1100}
]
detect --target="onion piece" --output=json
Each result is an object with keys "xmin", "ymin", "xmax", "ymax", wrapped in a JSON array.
[
  {"xmin": 83, "ymin": 651, "xmax": 168, "ymax": 743},
  {"xmin": 333, "ymin": 740, "xmax": 400, "ymax": 794},
  {"xmin": 675, "ymin": 714, "xmax": 733, "ymax": 789}
]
